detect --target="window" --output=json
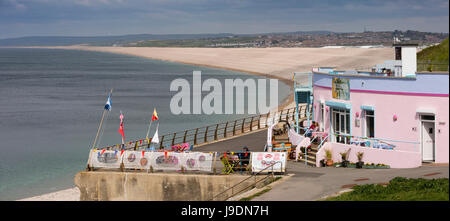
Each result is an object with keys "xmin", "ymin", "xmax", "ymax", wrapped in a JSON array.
[{"xmin": 364, "ymin": 110, "xmax": 375, "ymax": 138}]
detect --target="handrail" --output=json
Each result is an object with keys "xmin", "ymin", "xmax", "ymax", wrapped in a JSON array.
[
  {"xmin": 318, "ymin": 134, "xmax": 330, "ymax": 150},
  {"xmin": 209, "ymin": 161, "xmax": 282, "ymax": 201},
  {"xmin": 97, "ymin": 105, "xmax": 309, "ymax": 151}
]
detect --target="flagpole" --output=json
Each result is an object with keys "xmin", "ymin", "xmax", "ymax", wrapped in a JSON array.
[
  {"xmin": 145, "ymin": 120, "xmax": 153, "ymax": 141},
  {"xmin": 92, "ymin": 88, "xmax": 113, "ymax": 149}
]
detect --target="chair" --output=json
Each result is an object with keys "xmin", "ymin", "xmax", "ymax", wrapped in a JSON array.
[{"xmin": 220, "ymin": 156, "xmax": 235, "ymax": 174}]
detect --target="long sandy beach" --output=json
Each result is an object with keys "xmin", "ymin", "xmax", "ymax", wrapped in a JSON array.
[{"xmin": 18, "ymin": 46, "xmax": 393, "ymax": 201}]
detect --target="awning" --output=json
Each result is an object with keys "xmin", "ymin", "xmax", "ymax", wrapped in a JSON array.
[
  {"xmin": 361, "ymin": 105, "xmax": 375, "ymax": 111},
  {"xmin": 325, "ymin": 100, "xmax": 351, "ymax": 109},
  {"xmin": 416, "ymin": 108, "xmax": 435, "ymax": 114}
]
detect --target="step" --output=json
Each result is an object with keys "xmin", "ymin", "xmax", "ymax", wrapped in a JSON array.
[{"xmin": 297, "ymin": 158, "xmax": 316, "ymax": 167}]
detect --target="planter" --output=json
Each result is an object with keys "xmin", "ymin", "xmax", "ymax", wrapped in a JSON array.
[
  {"xmin": 320, "ymin": 159, "xmax": 326, "ymax": 167},
  {"xmin": 326, "ymin": 160, "xmax": 334, "ymax": 167},
  {"xmin": 341, "ymin": 160, "xmax": 349, "ymax": 168},
  {"xmin": 356, "ymin": 161, "xmax": 364, "ymax": 169}
]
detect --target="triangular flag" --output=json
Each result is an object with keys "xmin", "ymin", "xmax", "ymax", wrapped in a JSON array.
[
  {"xmin": 152, "ymin": 108, "xmax": 159, "ymax": 121},
  {"xmin": 118, "ymin": 111, "xmax": 125, "ymax": 144},
  {"xmin": 151, "ymin": 123, "xmax": 160, "ymax": 144}
]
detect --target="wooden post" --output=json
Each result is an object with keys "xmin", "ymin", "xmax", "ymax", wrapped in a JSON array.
[
  {"xmin": 258, "ymin": 115, "xmax": 261, "ymax": 129},
  {"xmin": 265, "ymin": 113, "xmax": 270, "ymax": 128},
  {"xmin": 159, "ymin": 135, "xmax": 165, "ymax": 149},
  {"xmin": 286, "ymin": 109, "xmax": 290, "ymax": 121},
  {"xmin": 183, "ymin": 130, "xmax": 188, "ymax": 143},
  {"xmin": 172, "ymin": 132, "xmax": 176, "ymax": 146},
  {"xmin": 204, "ymin": 126, "xmax": 209, "ymax": 143},
  {"xmin": 214, "ymin": 124, "xmax": 219, "ymax": 140},
  {"xmin": 194, "ymin": 128, "xmax": 199, "ymax": 145},
  {"xmin": 224, "ymin": 122, "xmax": 228, "ymax": 138},
  {"xmin": 250, "ymin": 116, "xmax": 254, "ymax": 131},
  {"xmin": 241, "ymin": 118, "xmax": 245, "ymax": 133},
  {"xmin": 233, "ymin": 120, "xmax": 237, "ymax": 136}
]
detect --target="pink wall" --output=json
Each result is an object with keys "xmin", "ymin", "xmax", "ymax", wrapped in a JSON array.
[
  {"xmin": 316, "ymin": 142, "xmax": 422, "ymax": 168},
  {"xmin": 313, "ymin": 86, "xmax": 449, "ymax": 164}
]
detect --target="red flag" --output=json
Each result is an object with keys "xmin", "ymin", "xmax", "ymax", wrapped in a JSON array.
[
  {"xmin": 118, "ymin": 112, "xmax": 125, "ymax": 144},
  {"xmin": 152, "ymin": 108, "xmax": 159, "ymax": 121}
]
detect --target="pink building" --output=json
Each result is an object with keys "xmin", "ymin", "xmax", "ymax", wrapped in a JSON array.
[{"xmin": 311, "ymin": 45, "xmax": 449, "ymax": 168}]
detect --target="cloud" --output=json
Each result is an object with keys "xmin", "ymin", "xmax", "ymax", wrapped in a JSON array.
[{"xmin": 0, "ymin": 0, "xmax": 448, "ymax": 38}]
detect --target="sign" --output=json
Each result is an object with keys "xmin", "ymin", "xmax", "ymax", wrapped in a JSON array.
[
  {"xmin": 122, "ymin": 151, "xmax": 151, "ymax": 170},
  {"xmin": 88, "ymin": 149, "xmax": 122, "ymax": 169},
  {"xmin": 251, "ymin": 152, "xmax": 286, "ymax": 173},
  {"xmin": 332, "ymin": 77, "xmax": 350, "ymax": 100}
]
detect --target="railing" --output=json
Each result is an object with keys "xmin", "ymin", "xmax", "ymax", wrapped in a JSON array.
[
  {"xmin": 209, "ymin": 161, "xmax": 282, "ymax": 201},
  {"xmin": 101, "ymin": 104, "xmax": 311, "ymax": 151},
  {"xmin": 329, "ymin": 133, "xmax": 420, "ymax": 152},
  {"xmin": 318, "ymin": 134, "xmax": 330, "ymax": 150},
  {"xmin": 417, "ymin": 62, "xmax": 449, "ymax": 72}
]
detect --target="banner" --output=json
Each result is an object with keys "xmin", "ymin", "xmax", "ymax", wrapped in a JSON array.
[
  {"xmin": 150, "ymin": 152, "xmax": 213, "ymax": 172},
  {"xmin": 180, "ymin": 152, "xmax": 214, "ymax": 172},
  {"xmin": 122, "ymin": 151, "xmax": 151, "ymax": 170},
  {"xmin": 88, "ymin": 149, "xmax": 122, "ymax": 169},
  {"xmin": 251, "ymin": 152, "xmax": 286, "ymax": 173}
]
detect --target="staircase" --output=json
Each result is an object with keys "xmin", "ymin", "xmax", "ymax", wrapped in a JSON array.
[{"xmin": 297, "ymin": 142, "xmax": 318, "ymax": 167}]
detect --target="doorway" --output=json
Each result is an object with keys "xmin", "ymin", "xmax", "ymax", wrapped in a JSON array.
[
  {"xmin": 420, "ymin": 115, "xmax": 435, "ymax": 162},
  {"xmin": 331, "ymin": 108, "xmax": 350, "ymax": 144}
]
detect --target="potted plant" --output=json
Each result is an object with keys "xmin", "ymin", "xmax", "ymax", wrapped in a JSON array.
[
  {"xmin": 320, "ymin": 159, "xmax": 326, "ymax": 167},
  {"xmin": 325, "ymin": 149, "xmax": 333, "ymax": 166},
  {"xmin": 340, "ymin": 152, "xmax": 349, "ymax": 167},
  {"xmin": 356, "ymin": 152, "xmax": 364, "ymax": 168}
]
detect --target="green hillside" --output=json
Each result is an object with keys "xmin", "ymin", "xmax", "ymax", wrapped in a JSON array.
[{"xmin": 417, "ymin": 38, "xmax": 449, "ymax": 71}]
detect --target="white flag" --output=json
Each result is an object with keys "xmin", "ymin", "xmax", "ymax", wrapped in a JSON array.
[{"xmin": 151, "ymin": 123, "xmax": 159, "ymax": 144}]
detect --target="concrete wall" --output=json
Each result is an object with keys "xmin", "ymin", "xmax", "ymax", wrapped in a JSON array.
[{"xmin": 74, "ymin": 171, "xmax": 267, "ymax": 201}]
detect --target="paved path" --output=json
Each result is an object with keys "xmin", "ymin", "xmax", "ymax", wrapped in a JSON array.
[
  {"xmin": 252, "ymin": 161, "xmax": 449, "ymax": 201},
  {"xmin": 194, "ymin": 129, "xmax": 267, "ymax": 153}
]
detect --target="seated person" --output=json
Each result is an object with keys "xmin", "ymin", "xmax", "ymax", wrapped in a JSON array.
[
  {"xmin": 239, "ymin": 147, "xmax": 250, "ymax": 167},
  {"xmin": 305, "ymin": 122, "xmax": 318, "ymax": 138}
]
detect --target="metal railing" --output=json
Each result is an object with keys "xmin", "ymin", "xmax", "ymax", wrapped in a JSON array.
[
  {"xmin": 209, "ymin": 161, "xmax": 282, "ymax": 201},
  {"xmin": 101, "ymin": 104, "xmax": 311, "ymax": 151},
  {"xmin": 328, "ymin": 133, "xmax": 420, "ymax": 152},
  {"xmin": 417, "ymin": 62, "xmax": 449, "ymax": 72}
]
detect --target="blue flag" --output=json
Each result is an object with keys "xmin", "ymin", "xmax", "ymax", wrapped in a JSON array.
[{"xmin": 104, "ymin": 94, "xmax": 111, "ymax": 111}]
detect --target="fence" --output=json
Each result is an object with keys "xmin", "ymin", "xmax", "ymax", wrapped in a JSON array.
[
  {"xmin": 100, "ymin": 104, "xmax": 311, "ymax": 151},
  {"xmin": 417, "ymin": 62, "xmax": 449, "ymax": 72}
]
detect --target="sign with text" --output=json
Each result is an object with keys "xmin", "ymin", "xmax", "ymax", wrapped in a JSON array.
[
  {"xmin": 251, "ymin": 152, "xmax": 286, "ymax": 173},
  {"xmin": 332, "ymin": 77, "xmax": 350, "ymax": 100}
]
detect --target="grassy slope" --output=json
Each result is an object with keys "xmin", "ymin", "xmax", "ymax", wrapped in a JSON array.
[
  {"xmin": 324, "ymin": 177, "xmax": 449, "ymax": 201},
  {"xmin": 417, "ymin": 38, "xmax": 449, "ymax": 71}
]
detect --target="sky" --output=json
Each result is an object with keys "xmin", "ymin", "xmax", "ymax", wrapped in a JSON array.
[{"xmin": 0, "ymin": 0, "xmax": 449, "ymax": 39}]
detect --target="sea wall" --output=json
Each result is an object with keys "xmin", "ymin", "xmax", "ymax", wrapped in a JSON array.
[{"xmin": 74, "ymin": 171, "xmax": 267, "ymax": 201}]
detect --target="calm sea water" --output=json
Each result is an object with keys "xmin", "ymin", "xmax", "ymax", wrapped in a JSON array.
[{"xmin": 0, "ymin": 48, "xmax": 291, "ymax": 200}]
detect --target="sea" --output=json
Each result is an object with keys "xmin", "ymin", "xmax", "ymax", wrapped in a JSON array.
[{"xmin": 0, "ymin": 48, "xmax": 291, "ymax": 200}]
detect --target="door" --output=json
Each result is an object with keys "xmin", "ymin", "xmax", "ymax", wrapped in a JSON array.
[
  {"xmin": 331, "ymin": 108, "xmax": 350, "ymax": 144},
  {"xmin": 421, "ymin": 121, "xmax": 435, "ymax": 161}
]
